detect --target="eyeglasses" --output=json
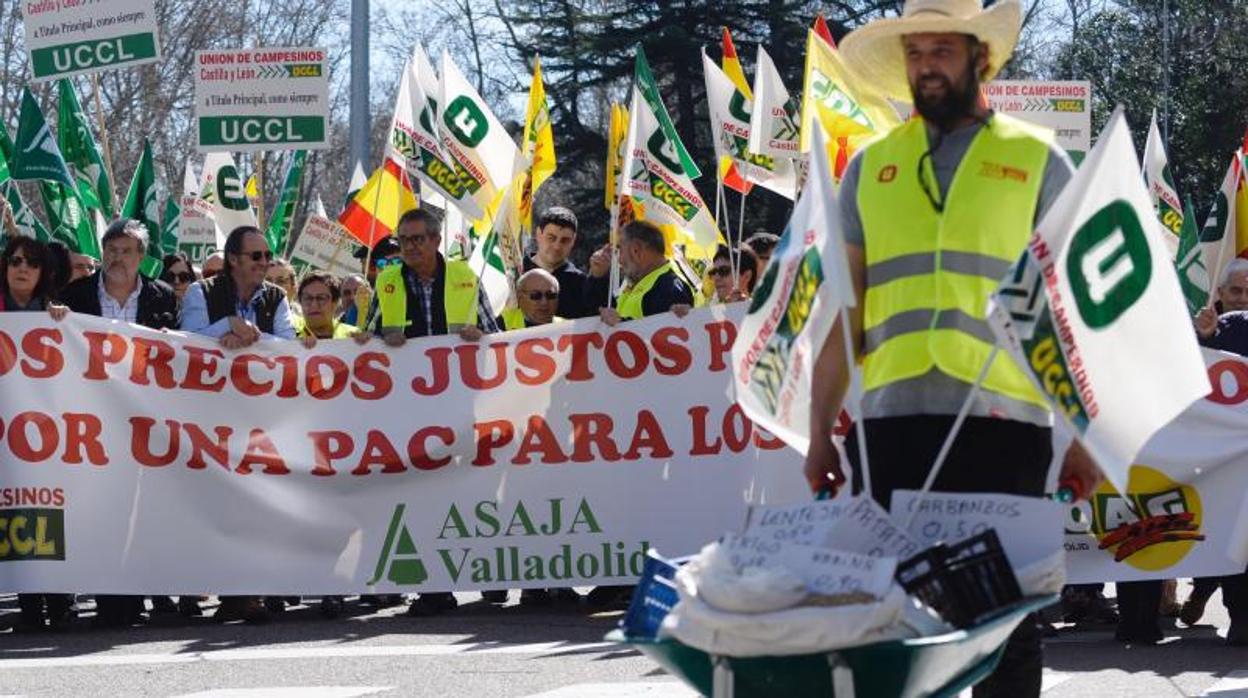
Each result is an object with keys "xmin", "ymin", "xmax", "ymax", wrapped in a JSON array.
[
  {"xmin": 523, "ymin": 291, "xmax": 559, "ymax": 302},
  {"xmin": 300, "ymin": 293, "xmax": 333, "ymax": 305},
  {"xmin": 708, "ymin": 266, "xmax": 733, "ymax": 278},
  {"xmin": 375, "ymin": 257, "xmax": 402, "ymax": 268},
  {"xmin": 397, "ymin": 233, "xmax": 430, "ymax": 247},
  {"xmin": 240, "ymin": 250, "xmax": 274, "ymax": 263},
  {"xmin": 165, "ymin": 271, "xmax": 195, "ymax": 284},
  {"xmin": 8, "ymin": 255, "xmax": 41, "ymax": 269}
]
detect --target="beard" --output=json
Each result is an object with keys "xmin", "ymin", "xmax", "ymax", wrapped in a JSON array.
[{"xmin": 911, "ymin": 62, "xmax": 980, "ymax": 131}]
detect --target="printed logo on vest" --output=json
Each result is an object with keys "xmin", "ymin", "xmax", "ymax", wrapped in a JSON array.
[
  {"xmin": 876, "ymin": 164, "xmax": 897, "ymax": 183},
  {"xmin": 384, "ymin": 283, "xmax": 396, "ymax": 294},
  {"xmin": 979, "ymin": 162, "xmax": 1029, "ymax": 183}
]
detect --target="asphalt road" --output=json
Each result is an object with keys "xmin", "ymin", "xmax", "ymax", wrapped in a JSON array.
[{"xmin": 0, "ymin": 583, "xmax": 1244, "ymax": 697}]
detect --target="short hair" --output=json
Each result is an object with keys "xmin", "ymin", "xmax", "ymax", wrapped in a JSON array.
[
  {"xmin": 517, "ymin": 268, "xmax": 560, "ymax": 292},
  {"xmin": 342, "ymin": 273, "xmax": 367, "ymax": 287},
  {"xmin": 1223, "ymin": 258, "xmax": 1248, "ymax": 288},
  {"xmin": 298, "ymin": 270, "xmax": 341, "ymax": 301},
  {"xmin": 270, "ymin": 256, "xmax": 296, "ymax": 275},
  {"xmin": 537, "ymin": 206, "xmax": 578, "ymax": 234},
  {"xmin": 397, "ymin": 208, "xmax": 442, "ymax": 237},
  {"xmin": 0, "ymin": 236, "xmax": 55, "ymax": 303},
  {"xmin": 101, "ymin": 218, "xmax": 150, "ymax": 252},
  {"xmin": 621, "ymin": 220, "xmax": 666, "ymax": 255},
  {"xmin": 713, "ymin": 245, "xmax": 761, "ymax": 293},
  {"xmin": 744, "ymin": 231, "xmax": 780, "ymax": 258}
]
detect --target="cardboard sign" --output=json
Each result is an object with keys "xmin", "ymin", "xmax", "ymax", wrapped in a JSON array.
[
  {"xmin": 194, "ymin": 48, "xmax": 330, "ymax": 152},
  {"xmin": 742, "ymin": 499, "xmax": 850, "ymax": 547},
  {"xmin": 827, "ymin": 496, "xmax": 924, "ymax": 561},
  {"xmin": 720, "ymin": 533, "xmax": 896, "ymax": 598},
  {"xmin": 891, "ymin": 491, "xmax": 1064, "ymax": 569}
]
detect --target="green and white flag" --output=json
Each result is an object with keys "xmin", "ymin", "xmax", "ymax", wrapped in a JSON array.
[
  {"xmin": 10, "ymin": 88, "xmax": 75, "ymax": 188},
  {"xmin": 702, "ymin": 50, "xmax": 797, "ymax": 200},
  {"xmin": 467, "ymin": 227, "xmax": 511, "ymax": 318},
  {"xmin": 161, "ymin": 192, "xmax": 180, "ymax": 257},
  {"xmin": 747, "ymin": 46, "xmax": 800, "ymax": 159},
  {"xmin": 200, "ymin": 151, "xmax": 256, "ymax": 249},
  {"xmin": 120, "ymin": 139, "xmax": 163, "ymax": 277},
  {"xmin": 1199, "ymin": 154, "xmax": 1241, "ymax": 302},
  {"xmin": 438, "ymin": 50, "xmax": 518, "ymax": 220},
  {"xmin": 40, "ymin": 181, "xmax": 99, "ymax": 257},
  {"xmin": 1143, "ymin": 111, "xmax": 1182, "ymax": 237},
  {"xmin": 178, "ymin": 160, "xmax": 218, "ymax": 264},
  {"xmin": 344, "ymin": 161, "xmax": 367, "ymax": 213},
  {"xmin": 988, "ymin": 107, "xmax": 1210, "ymax": 494},
  {"xmin": 57, "ymin": 78, "xmax": 115, "ymax": 218},
  {"xmin": 1175, "ymin": 196, "xmax": 1209, "ymax": 313},
  {"xmin": 619, "ymin": 49, "xmax": 719, "ymax": 253},
  {"xmin": 0, "ymin": 122, "xmax": 51, "ymax": 241},
  {"xmin": 266, "ymin": 149, "xmax": 307, "ymax": 256}
]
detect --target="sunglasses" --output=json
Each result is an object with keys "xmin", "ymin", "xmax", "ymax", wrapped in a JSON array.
[
  {"xmin": 523, "ymin": 291, "xmax": 559, "ymax": 302},
  {"xmin": 708, "ymin": 267, "xmax": 733, "ymax": 278},
  {"xmin": 239, "ymin": 250, "xmax": 274, "ymax": 263},
  {"xmin": 375, "ymin": 257, "xmax": 402, "ymax": 268},
  {"xmin": 8, "ymin": 255, "xmax": 41, "ymax": 269},
  {"xmin": 166, "ymin": 271, "xmax": 195, "ymax": 284}
]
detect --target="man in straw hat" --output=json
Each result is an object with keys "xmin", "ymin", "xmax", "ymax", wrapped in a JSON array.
[{"xmin": 804, "ymin": 1, "xmax": 1104, "ymax": 694}]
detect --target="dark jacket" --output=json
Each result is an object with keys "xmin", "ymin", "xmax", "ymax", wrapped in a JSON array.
[
  {"xmin": 61, "ymin": 271, "xmax": 179, "ymax": 330},
  {"xmin": 202, "ymin": 275, "xmax": 285, "ymax": 335},
  {"xmin": 524, "ymin": 256, "xmax": 591, "ymax": 318}
]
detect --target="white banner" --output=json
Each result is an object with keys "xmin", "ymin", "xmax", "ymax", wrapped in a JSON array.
[
  {"xmin": 23, "ymin": 0, "xmax": 161, "ymax": 81},
  {"xmin": 982, "ymin": 80, "xmax": 1092, "ymax": 163},
  {"xmin": 0, "ymin": 308, "xmax": 806, "ymax": 594},
  {"xmin": 194, "ymin": 47, "xmax": 330, "ymax": 152}
]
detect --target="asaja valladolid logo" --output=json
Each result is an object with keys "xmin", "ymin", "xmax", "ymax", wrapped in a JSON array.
[
  {"xmin": 368, "ymin": 498, "xmax": 650, "ymax": 587},
  {"xmin": 0, "ymin": 487, "xmax": 67, "ymax": 562}
]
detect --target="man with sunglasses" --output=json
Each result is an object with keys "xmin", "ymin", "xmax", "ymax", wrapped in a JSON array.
[
  {"xmin": 498, "ymin": 269, "xmax": 562, "ymax": 330},
  {"xmin": 181, "ymin": 226, "xmax": 296, "ymax": 351}
]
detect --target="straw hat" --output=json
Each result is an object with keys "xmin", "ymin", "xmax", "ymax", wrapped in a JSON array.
[{"xmin": 839, "ymin": 0, "xmax": 1021, "ymax": 101}]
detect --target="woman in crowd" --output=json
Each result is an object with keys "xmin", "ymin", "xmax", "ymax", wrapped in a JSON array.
[
  {"xmin": 160, "ymin": 251, "xmax": 199, "ymax": 309},
  {"xmin": 708, "ymin": 244, "xmax": 759, "ymax": 303},
  {"xmin": 266, "ymin": 257, "xmax": 301, "ymax": 317},
  {"xmin": 294, "ymin": 271, "xmax": 356, "ymax": 348},
  {"xmin": 1, "ymin": 237, "xmax": 72, "ymax": 631}
]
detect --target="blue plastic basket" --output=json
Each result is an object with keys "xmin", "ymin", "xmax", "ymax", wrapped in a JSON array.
[{"xmin": 620, "ymin": 551, "xmax": 686, "ymax": 639}]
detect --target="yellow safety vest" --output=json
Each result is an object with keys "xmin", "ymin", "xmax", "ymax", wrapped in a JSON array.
[
  {"xmin": 376, "ymin": 260, "xmax": 479, "ymax": 331},
  {"xmin": 500, "ymin": 306, "xmax": 565, "ymax": 331},
  {"xmin": 857, "ymin": 114, "xmax": 1051, "ymax": 409},
  {"xmin": 617, "ymin": 261, "xmax": 676, "ymax": 321},
  {"xmin": 294, "ymin": 316, "xmax": 356, "ymax": 339}
]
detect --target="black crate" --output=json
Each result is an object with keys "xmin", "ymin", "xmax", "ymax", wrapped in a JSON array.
[{"xmin": 895, "ymin": 528, "xmax": 1023, "ymax": 629}]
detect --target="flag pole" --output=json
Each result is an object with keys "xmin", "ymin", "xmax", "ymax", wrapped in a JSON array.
[
  {"xmin": 254, "ymin": 153, "xmax": 267, "ymax": 233},
  {"xmin": 89, "ymin": 74, "xmax": 120, "ymax": 215},
  {"xmin": 0, "ymin": 193, "xmax": 20, "ymax": 238}
]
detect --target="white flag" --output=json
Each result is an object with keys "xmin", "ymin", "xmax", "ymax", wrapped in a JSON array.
[
  {"xmin": 437, "ymin": 51, "xmax": 518, "ymax": 222},
  {"xmin": 731, "ymin": 127, "xmax": 854, "ymax": 453},
  {"xmin": 747, "ymin": 46, "xmax": 800, "ymax": 160},
  {"xmin": 199, "ymin": 152, "xmax": 256, "ymax": 250},
  {"xmin": 1200, "ymin": 154, "xmax": 1242, "ymax": 299},
  {"xmin": 988, "ymin": 107, "xmax": 1210, "ymax": 494},
  {"xmin": 1143, "ymin": 111, "xmax": 1184, "ymax": 239},
  {"xmin": 701, "ymin": 51, "xmax": 797, "ymax": 200}
]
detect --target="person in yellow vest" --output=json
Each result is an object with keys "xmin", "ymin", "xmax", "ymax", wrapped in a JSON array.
[
  {"xmin": 294, "ymin": 271, "xmax": 357, "ymax": 348},
  {"xmin": 352, "ymin": 208, "xmax": 500, "ymax": 349},
  {"xmin": 805, "ymin": 2, "xmax": 1102, "ymax": 695},
  {"xmin": 599, "ymin": 220, "xmax": 695, "ymax": 327},
  {"xmin": 498, "ymin": 269, "xmax": 563, "ymax": 330}
]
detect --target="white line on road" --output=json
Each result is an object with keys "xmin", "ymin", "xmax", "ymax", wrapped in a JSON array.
[
  {"xmin": 0, "ymin": 641, "xmax": 617, "ymax": 670},
  {"xmin": 521, "ymin": 683, "xmax": 696, "ymax": 698},
  {"xmin": 1204, "ymin": 670, "xmax": 1248, "ymax": 696},
  {"xmin": 175, "ymin": 689, "xmax": 391, "ymax": 698}
]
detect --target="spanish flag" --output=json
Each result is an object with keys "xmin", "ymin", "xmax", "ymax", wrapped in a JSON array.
[
  {"xmin": 719, "ymin": 28, "xmax": 753, "ymax": 195},
  {"xmin": 338, "ymin": 158, "xmax": 419, "ymax": 246}
]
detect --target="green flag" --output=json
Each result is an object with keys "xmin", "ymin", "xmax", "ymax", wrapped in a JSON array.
[
  {"xmin": 121, "ymin": 140, "xmax": 163, "ymax": 277},
  {"xmin": 161, "ymin": 193, "xmax": 181, "ymax": 259},
  {"xmin": 266, "ymin": 150, "xmax": 307, "ymax": 256},
  {"xmin": 40, "ymin": 181, "xmax": 99, "ymax": 257},
  {"xmin": 0, "ymin": 121, "xmax": 51, "ymax": 242},
  {"xmin": 1175, "ymin": 195, "xmax": 1210, "ymax": 313},
  {"xmin": 11, "ymin": 88, "xmax": 75, "ymax": 188},
  {"xmin": 57, "ymin": 79, "xmax": 115, "ymax": 219},
  {"xmin": 634, "ymin": 49, "xmax": 701, "ymax": 179}
]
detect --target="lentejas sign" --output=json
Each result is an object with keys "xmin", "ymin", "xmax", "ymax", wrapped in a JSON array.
[
  {"xmin": 193, "ymin": 48, "xmax": 330, "ymax": 153},
  {"xmin": 22, "ymin": 0, "xmax": 161, "ymax": 81}
]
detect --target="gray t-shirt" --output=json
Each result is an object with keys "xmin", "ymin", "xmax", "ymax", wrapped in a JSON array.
[{"xmin": 841, "ymin": 117, "xmax": 1075, "ymax": 426}]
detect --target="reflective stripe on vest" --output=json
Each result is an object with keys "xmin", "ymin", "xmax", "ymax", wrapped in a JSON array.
[
  {"xmin": 376, "ymin": 260, "xmax": 479, "ymax": 331},
  {"xmin": 617, "ymin": 261, "xmax": 674, "ymax": 321},
  {"xmin": 858, "ymin": 114, "xmax": 1052, "ymax": 409}
]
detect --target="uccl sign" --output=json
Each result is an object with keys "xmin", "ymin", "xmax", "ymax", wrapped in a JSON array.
[
  {"xmin": 194, "ymin": 48, "xmax": 330, "ymax": 153},
  {"xmin": 22, "ymin": 0, "xmax": 161, "ymax": 81}
]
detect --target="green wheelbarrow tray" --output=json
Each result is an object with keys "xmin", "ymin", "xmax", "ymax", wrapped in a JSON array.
[{"xmin": 606, "ymin": 594, "xmax": 1058, "ymax": 698}]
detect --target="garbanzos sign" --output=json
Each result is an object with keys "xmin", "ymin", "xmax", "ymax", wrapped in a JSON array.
[{"xmin": 0, "ymin": 308, "xmax": 805, "ymax": 594}]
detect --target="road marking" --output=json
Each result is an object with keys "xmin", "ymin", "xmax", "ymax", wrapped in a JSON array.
[
  {"xmin": 0, "ymin": 641, "xmax": 616, "ymax": 670},
  {"xmin": 521, "ymin": 683, "xmax": 696, "ymax": 697},
  {"xmin": 1205, "ymin": 671, "xmax": 1248, "ymax": 696},
  {"xmin": 175, "ymin": 689, "xmax": 390, "ymax": 698}
]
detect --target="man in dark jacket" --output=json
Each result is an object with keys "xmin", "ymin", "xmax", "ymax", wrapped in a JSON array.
[{"xmin": 59, "ymin": 218, "xmax": 179, "ymax": 627}]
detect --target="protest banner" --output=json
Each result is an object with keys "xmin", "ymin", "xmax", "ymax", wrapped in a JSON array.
[
  {"xmin": 982, "ymin": 80, "xmax": 1092, "ymax": 163},
  {"xmin": 0, "ymin": 307, "xmax": 807, "ymax": 594},
  {"xmin": 193, "ymin": 47, "xmax": 329, "ymax": 152},
  {"xmin": 22, "ymin": 0, "xmax": 161, "ymax": 81}
]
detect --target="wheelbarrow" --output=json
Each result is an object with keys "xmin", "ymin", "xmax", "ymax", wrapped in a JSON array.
[{"xmin": 607, "ymin": 553, "xmax": 1057, "ymax": 697}]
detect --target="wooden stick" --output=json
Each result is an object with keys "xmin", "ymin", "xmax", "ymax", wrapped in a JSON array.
[
  {"xmin": 0, "ymin": 190, "xmax": 22, "ymax": 238},
  {"xmin": 254, "ymin": 152, "xmax": 267, "ymax": 232},
  {"xmin": 90, "ymin": 73, "xmax": 120, "ymax": 215}
]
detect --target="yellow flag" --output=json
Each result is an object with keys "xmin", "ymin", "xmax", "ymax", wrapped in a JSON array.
[
  {"xmin": 516, "ymin": 56, "xmax": 556, "ymax": 235},
  {"xmin": 605, "ymin": 103, "xmax": 628, "ymax": 212},
  {"xmin": 799, "ymin": 29, "xmax": 899, "ymax": 163},
  {"xmin": 1236, "ymin": 152, "xmax": 1248, "ymax": 258}
]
